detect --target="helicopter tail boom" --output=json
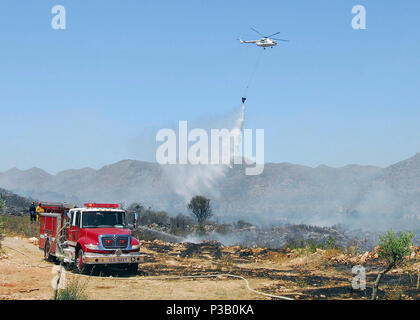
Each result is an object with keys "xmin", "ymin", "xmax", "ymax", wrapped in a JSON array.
[{"xmin": 240, "ymin": 39, "xmax": 258, "ymax": 44}]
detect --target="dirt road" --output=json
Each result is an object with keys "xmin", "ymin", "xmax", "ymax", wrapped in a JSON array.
[
  {"xmin": 0, "ymin": 237, "xmax": 280, "ymax": 300},
  {"xmin": 2, "ymin": 236, "xmax": 417, "ymax": 300}
]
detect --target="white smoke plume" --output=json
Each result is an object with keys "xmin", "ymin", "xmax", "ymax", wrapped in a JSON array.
[{"xmin": 162, "ymin": 104, "xmax": 246, "ymax": 203}]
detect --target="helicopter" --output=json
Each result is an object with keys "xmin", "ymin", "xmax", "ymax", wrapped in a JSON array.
[{"xmin": 239, "ymin": 28, "xmax": 289, "ymax": 49}]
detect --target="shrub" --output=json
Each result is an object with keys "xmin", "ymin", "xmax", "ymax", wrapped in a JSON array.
[
  {"xmin": 55, "ymin": 276, "xmax": 88, "ymax": 300},
  {"xmin": 347, "ymin": 245, "xmax": 360, "ymax": 256},
  {"xmin": 372, "ymin": 229, "xmax": 414, "ymax": 300},
  {"xmin": 234, "ymin": 220, "xmax": 253, "ymax": 230},
  {"xmin": 325, "ymin": 236, "xmax": 337, "ymax": 249},
  {"xmin": 286, "ymin": 239, "xmax": 323, "ymax": 253},
  {"xmin": 214, "ymin": 223, "xmax": 232, "ymax": 235},
  {"xmin": 169, "ymin": 214, "xmax": 194, "ymax": 236},
  {"xmin": 138, "ymin": 210, "xmax": 169, "ymax": 226},
  {"xmin": 377, "ymin": 230, "xmax": 414, "ymax": 264}
]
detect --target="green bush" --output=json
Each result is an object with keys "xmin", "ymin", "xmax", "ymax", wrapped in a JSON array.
[
  {"xmin": 377, "ymin": 229, "xmax": 414, "ymax": 264},
  {"xmin": 325, "ymin": 236, "xmax": 337, "ymax": 249},
  {"xmin": 372, "ymin": 229, "xmax": 414, "ymax": 300},
  {"xmin": 55, "ymin": 277, "xmax": 88, "ymax": 300}
]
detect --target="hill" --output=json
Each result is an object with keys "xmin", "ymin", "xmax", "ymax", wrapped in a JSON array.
[
  {"xmin": 1, "ymin": 154, "xmax": 420, "ymax": 230},
  {"xmin": 0, "ymin": 188, "xmax": 33, "ymax": 216}
]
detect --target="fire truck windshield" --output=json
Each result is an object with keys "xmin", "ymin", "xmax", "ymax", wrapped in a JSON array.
[{"xmin": 82, "ymin": 211, "xmax": 127, "ymax": 228}]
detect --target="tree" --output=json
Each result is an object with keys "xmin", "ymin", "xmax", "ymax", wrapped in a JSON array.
[
  {"xmin": 187, "ymin": 195, "xmax": 213, "ymax": 232},
  {"xmin": 371, "ymin": 229, "xmax": 414, "ymax": 300}
]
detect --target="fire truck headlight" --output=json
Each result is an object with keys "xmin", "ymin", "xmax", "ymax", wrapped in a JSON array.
[
  {"xmin": 131, "ymin": 245, "xmax": 140, "ymax": 250},
  {"xmin": 85, "ymin": 244, "xmax": 100, "ymax": 250}
]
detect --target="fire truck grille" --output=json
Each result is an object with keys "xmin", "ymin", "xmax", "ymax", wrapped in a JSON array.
[{"xmin": 101, "ymin": 236, "xmax": 129, "ymax": 249}]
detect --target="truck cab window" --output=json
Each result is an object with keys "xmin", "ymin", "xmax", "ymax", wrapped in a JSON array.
[{"xmin": 74, "ymin": 211, "xmax": 81, "ymax": 227}]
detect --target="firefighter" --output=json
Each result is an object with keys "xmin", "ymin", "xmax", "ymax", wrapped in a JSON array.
[
  {"xmin": 29, "ymin": 201, "xmax": 36, "ymax": 224},
  {"xmin": 36, "ymin": 202, "xmax": 44, "ymax": 224}
]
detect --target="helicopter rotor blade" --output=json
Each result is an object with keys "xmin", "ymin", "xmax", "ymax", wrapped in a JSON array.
[
  {"xmin": 267, "ymin": 31, "xmax": 281, "ymax": 38},
  {"xmin": 250, "ymin": 27, "xmax": 265, "ymax": 37}
]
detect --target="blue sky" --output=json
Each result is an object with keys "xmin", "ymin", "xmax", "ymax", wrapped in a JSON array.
[{"xmin": 1, "ymin": 0, "xmax": 419, "ymax": 173}]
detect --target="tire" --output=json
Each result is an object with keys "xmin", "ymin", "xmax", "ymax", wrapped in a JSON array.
[
  {"xmin": 76, "ymin": 249, "xmax": 91, "ymax": 274},
  {"xmin": 127, "ymin": 263, "xmax": 138, "ymax": 275},
  {"xmin": 64, "ymin": 262, "xmax": 73, "ymax": 271}
]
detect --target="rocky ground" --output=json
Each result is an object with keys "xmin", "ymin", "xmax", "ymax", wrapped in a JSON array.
[{"xmin": 1, "ymin": 236, "xmax": 419, "ymax": 300}]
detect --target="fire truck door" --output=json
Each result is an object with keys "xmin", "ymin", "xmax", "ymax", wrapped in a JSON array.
[
  {"xmin": 71, "ymin": 210, "xmax": 81, "ymax": 242},
  {"xmin": 66, "ymin": 211, "xmax": 73, "ymax": 242}
]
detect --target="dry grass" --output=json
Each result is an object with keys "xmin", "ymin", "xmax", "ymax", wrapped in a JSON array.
[
  {"xmin": 55, "ymin": 275, "xmax": 89, "ymax": 300},
  {"xmin": 324, "ymin": 248, "xmax": 344, "ymax": 259},
  {"xmin": 295, "ymin": 275, "xmax": 308, "ymax": 288},
  {"xmin": 216, "ymin": 253, "xmax": 234, "ymax": 270},
  {"xmin": 383, "ymin": 285, "xmax": 404, "ymax": 300},
  {"xmin": 0, "ymin": 216, "xmax": 38, "ymax": 238},
  {"xmin": 266, "ymin": 251, "xmax": 288, "ymax": 264},
  {"xmin": 347, "ymin": 246, "xmax": 360, "ymax": 255}
]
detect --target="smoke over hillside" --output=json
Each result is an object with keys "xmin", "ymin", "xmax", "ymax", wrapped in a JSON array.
[{"xmin": 1, "ymin": 146, "xmax": 420, "ymax": 232}]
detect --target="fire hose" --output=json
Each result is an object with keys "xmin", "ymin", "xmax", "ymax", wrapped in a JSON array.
[
  {"xmin": 3, "ymin": 244, "xmax": 295, "ymax": 300},
  {"xmin": 75, "ymin": 272, "xmax": 295, "ymax": 300}
]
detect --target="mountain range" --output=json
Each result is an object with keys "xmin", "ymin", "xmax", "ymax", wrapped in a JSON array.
[{"xmin": 2, "ymin": 154, "xmax": 420, "ymax": 230}]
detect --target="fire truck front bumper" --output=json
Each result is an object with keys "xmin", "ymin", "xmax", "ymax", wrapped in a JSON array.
[{"xmin": 83, "ymin": 252, "xmax": 146, "ymax": 265}]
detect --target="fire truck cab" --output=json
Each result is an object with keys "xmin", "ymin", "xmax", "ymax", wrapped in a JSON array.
[{"xmin": 39, "ymin": 202, "xmax": 144, "ymax": 274}]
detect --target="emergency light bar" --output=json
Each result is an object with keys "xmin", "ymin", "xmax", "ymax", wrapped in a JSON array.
[{"xmin": 84, "ymin": 203, "xmax": 119, "ymax": 208}]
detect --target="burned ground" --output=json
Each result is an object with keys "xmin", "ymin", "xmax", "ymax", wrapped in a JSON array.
[{"xmin": 1, "ymin": 234, "xmax": 419, "ymax": 300}]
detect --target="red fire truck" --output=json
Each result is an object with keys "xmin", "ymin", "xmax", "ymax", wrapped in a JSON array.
[{"xmin": 39, "ymin": 202, "xmax": 144, "ymax": 273}]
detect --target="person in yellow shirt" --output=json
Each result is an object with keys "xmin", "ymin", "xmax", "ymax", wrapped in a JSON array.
[{"xmin": 35, "ymin": 202, "xmax": 44, "ymax": 224}]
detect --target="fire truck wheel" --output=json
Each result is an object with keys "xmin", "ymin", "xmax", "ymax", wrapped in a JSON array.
[
  {"xmin": 127, "ymin": 263, "xmax": 138, "ymax": 275},
  {"xmin": 76, "ymin": 249, "xmax": 91, "ymax": 274},
  {"xmin": 64, "ymin": 263, "xmax": 73, "ymax": 271},
  {"xmin": 44, "ymin": 241, "xmax": 54, "ymax": 262}
]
